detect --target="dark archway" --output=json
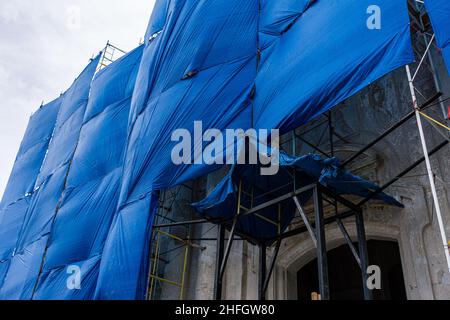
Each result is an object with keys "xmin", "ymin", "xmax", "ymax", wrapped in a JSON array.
[{"xmin": 297, "ymin": 240, "xmax": 406, "ymax": 300}]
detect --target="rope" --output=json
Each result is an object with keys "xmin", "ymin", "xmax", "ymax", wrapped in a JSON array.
[{"xmin": 418, "ymin": 111, "xmax": 450, "ymax": 132}]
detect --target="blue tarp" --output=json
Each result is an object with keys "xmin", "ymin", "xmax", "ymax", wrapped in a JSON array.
[
  {"xmin": 32, "ymin": 46, "xmax": 143, "ymax": 300},
  {"xmin": 426, "ymin": 0, "xmax": 450, "ymax": 74},
  {"xmin": 94, "ymin": 0, "xmax": 413, "ymax": 300},
  {"xmin": 0, "ymin": 98, "xmax": 60, "ymax": 271},
  {"xmin": 0, "ymin": 0, "xmax": 419, "ymax": 300},
  {"xmin": 117, "ymin": 0, "xmax": 413, "ymax": 205},
  {"xmin": 255, "ymin": 0, "xmax": 414, "ymax": 132},
  {"xmin": 95, "ymin": 192, "xmax": 158, "ymax": 300},
  {"xmin": 0, "ymin": 98, "xmax": 61, "ymax": 208},
  {"xmin": 0, "ymin": 55, "xmax": 100, "ymax": 300},
  {"xmin": 193, "ymin": 153, "xmax": 402, "ymax": 241}
]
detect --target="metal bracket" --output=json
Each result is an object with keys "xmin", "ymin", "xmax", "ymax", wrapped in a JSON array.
[{"xmin": 293, "ymin": 196, "xmax": 317, "ymax": 248}]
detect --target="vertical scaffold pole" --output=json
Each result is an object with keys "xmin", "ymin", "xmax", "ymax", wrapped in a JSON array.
[
  {"xmin": 258, "ymin": 243, "xmax": 267, "ymax": 300},
  {"xmin": 355, "ymin": 211, "xmax": 373, "ymax": 300},
  {"xmin": 214, "ymin": 224, "xmax": 225, "ymax": 300},
  {"xmin": 405, "ymin": 65, "xmax": 450, "ymax": 272},
  {"xmin": 313, "ymin": 186, "xmax": 329, "ymax": 300}
]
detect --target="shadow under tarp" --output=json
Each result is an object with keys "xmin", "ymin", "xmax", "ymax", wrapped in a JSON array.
[{"xmin": 192, "ymin": 152, "xmax": 402, "ymax": 242}]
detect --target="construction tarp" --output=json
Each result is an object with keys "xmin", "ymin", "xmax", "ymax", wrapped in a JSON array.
[
  {"xmin": 192, "ymin": 153, "xmax": 402, "ymax": 242},
  {"xmin": 0, "ymin": 0, "xmax": 417, "ymax": 300},
  {"xmin": 116, "ymin": 0, "xmax": 413, "ymax": 203},
  {"xmin": 0, "ymin": 98, "xmax": 61, "ymax": 298},
  {"xmin": 254, "ymin": 0, "xmax": 414, "ymax": 132},
  {"xmin": 0, "ymin": 98, "xmax": 60, "ymax": 267},
  {"xmin": 95, "ymin": 0, "xmax": 413, "ymax": 300},
  {"xmin": 425, "ymin": 0, "xmax": 450, "ymax": 74},
  {"xmin": 32, "ymin": 46, "xmax": 143, "ymax": 300},
  {"xmin": 0, "ymin": 55, "xmax": 100, "ymax": 300},
  {"xmin": 0, "ymin": 98, "xmax": 61, "ymax": 208}
]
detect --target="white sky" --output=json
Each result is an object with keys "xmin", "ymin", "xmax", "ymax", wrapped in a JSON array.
[{"xmin": 0, "ymin": 0, "xmax": 156, "ymax": 198}]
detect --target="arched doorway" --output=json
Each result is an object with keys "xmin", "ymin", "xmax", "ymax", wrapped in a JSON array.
[{"xmin": 297, "ymin": 240, "xmax": 406, "ymax": 300}]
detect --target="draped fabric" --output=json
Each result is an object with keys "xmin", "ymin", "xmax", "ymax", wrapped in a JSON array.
[
  {"xmin": 0, "ymin": 98, "xmax": 61, "ymax": 208},
  {"xmin": 95, "ymin": 0, "xmax": 413, "ymax": 299},
  {"xmin": 0, "ymin": 98, "xmax": 60, "ymax": 286},
  {"xmin": 0, "ymin": 56, "xmax": 100, "ymax": 299},
  {"xmin": 0, "ymin": 0, "xmax": 418, "ymax": 300},
  {"xmin": 32, "ymin": 47, "xmax": 144, "ymax": 299},
  {"xmin": 425, "ymin": 0, "xmax": 450, "ymax": 74}
]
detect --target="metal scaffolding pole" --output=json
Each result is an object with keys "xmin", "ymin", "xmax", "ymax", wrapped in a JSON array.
[
  {"xmin": 263, "ymin": 240, "xmax": 282, "ymax": 298},
  {"xmin": 214, "ymin": 224, "xmax": 225, "ymax": 300},
  {"xmin": 258, "ymin": 243, "xmax": 267, "ymax": 300},
  {"xmin": 355, "ymin": 211, "xmax": 373, "ymax": 300},
  {"xmin": 313, "ymin": 187, "xmax": 329, "ymax": 300},
  {"xmin": 405, "ymin": 64, "xmax": 450, "ymax": 272}
]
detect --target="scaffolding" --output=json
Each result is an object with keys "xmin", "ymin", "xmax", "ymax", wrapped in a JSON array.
[
  {"xmin": 148, "ymin": 229, "xmax": 190, "ymax": 300},
  {"xmin": 96, "ymin": 41, "xmax": 127, "ymax": 72},
  {"xmin": 146, "ymin": 184, "xmax": 202, "ymax": 300},
  {"xmin": 147, "ymin": 1, "xmax": 450, "ymax": 301}
]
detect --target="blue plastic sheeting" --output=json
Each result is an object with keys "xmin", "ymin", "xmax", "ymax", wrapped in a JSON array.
[
  {"xmin": 14, "ymin": 55, "xmax": 100, "ymax": 247},
  {"xmin": 14, "ymin": 166, "xmax": 68, "ymax": 253},
  {"xmin": 0, "ymin": 98, "xmax": 60, "ymax": 297},
  {"xmin": 0, "ymin": 98, "xmax": 61, "ymax": 208},
  {"xmin": 119, "ymin": 0, "xmax": 257, "ymax": 202},
  {"xmin": 426, "ymin": 0, "xmax": 450, "ymax": 74},
  {"xmin": 93, "ymin": 0, "xmax": 413, "ymax": 299},
  {"xmin": 119, "ymin": 0, "xmax": 413, "ymax": 205},
  {"xmin": 0, "ymin": 260, "xmax": 9, "ymax": 289},
  {"xmin": 0, "ymin": 1, "xmax": 415, "ymax": 300},
  {"xmin": 259, "ymin": 0, "xmax": 312, "ymax": 49},
  {"xmin": 0, "ymin": 198, "xmax": 30, "ymax": 261},
  {"xmin": 33, "ymin": 255, "xmax": 101, "ymax": 300},
  {"xmin": 31, "ymin": 47, "xmax": 143, "ymax": 300},
  {"xmin": 95, "ymin": 193, "xmax": 158, "ymax": 300},
  {"xmin": 84, "ymin": 46, "xmax": 143, "ymax": 124},
  {"xmin": 193, "ymin": 153, "xmax": 402, "ymax": 241},
  {"xmin": 0, "ymin": 236, "xmax": 48, "ymax": 300},
  {"xmin": 254, "ymin": 0, "xmax": 414, "ymax": 132},
  {"xmin": 0, "ymin": 55, "xmax": 100, "ymax": 300}
]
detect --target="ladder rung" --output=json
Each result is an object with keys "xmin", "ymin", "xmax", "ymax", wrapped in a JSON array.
[{"xmin": 149, "ymin": 275, "xmax": 182, "ymax": 287}]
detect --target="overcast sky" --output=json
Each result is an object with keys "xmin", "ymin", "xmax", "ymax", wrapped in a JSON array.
[{"xmin": 0, "ymin": 1, "xmax": 156, "ymax": 198}]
